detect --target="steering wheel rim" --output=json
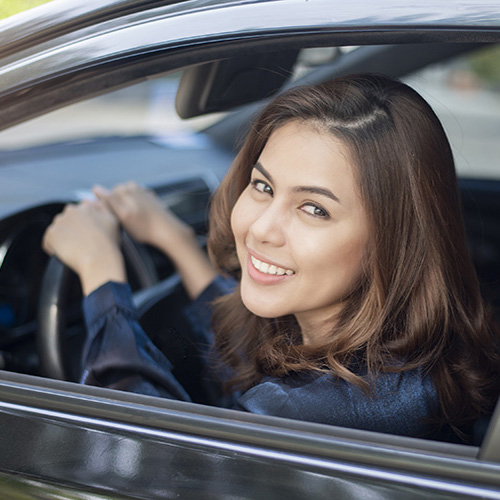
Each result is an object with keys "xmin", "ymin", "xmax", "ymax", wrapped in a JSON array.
[{"xmin": 37, "ymin": 231, "xmax": 158, "ymax": 381}]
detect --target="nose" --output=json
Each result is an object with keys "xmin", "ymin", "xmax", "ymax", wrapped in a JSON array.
[{"xmin": 248, "ymin": 202, "xmax": 286, "ymax": 247}]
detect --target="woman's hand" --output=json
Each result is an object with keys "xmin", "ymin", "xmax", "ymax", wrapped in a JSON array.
[
  {"xmin": 95, "ymin": 182, "xmax": 217, "ymax": 299},
  {"xmin": 93, "ymin": 182, "xmax": 193, "ymax": 251},
  {"xmin": 42, "ymin": 201, "xmax": 126, "ymax": 296}
]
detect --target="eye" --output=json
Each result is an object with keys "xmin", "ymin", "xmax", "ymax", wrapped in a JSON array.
[
  {"xmin": 300, "ymin": 203, "xmax": 330, "ymax": 219},
  {"xmin": 251, "ymin": 179, "xmax": 273, "ymax": 196}
]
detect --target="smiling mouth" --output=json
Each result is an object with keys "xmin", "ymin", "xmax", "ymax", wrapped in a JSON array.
[{"xmin": 250, "ymin": 255, "xmax": 295, "ymax": 276}]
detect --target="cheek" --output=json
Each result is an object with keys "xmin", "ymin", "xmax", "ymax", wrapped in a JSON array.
[
  {"xmin": 298, "ymin": 227, "xmax": 368, "ymax": 280},
  {"xmin": 336, "ymin": 234, "xmax": 370, "ymax": 286},
  {"xmin": 230, "ymin": 194, "xmax": 249, "ymax": 243}
]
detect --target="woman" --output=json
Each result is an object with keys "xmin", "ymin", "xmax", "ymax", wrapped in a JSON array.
[{"xmin": 43, "ymin": 74, "xmax": 499, "ymax": 442}]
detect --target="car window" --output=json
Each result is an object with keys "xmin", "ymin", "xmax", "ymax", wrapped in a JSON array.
[
  {"xmin": 0, "ymin": 42, "xmax": 497, "ymax": 445},
  {"xmin": 0, "ymin": 71, "xmax": 225, "ymax": 151},
  {"xmin": 0, "ymin": 48, "xmax": 342, "ymax": 152},
  {"xmin": 404, "ymin": 45, "xmax": 500, "ymax": 179}
]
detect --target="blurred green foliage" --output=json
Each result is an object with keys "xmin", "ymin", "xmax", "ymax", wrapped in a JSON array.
[
  {"xmin": 0, "ymin": 0, "xmax": 51, "ymax": 20},
  {"xmin": 467, "ymin": 45, "xmax": 500, "ymax": 88}
]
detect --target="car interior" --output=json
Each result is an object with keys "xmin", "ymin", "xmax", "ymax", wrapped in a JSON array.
[{"xmin": 0, "ymin": 38, "xmax": 499, "ymax": 471}]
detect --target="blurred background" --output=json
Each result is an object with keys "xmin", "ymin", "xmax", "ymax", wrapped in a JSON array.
[{"xmin": 0, "ymin": 0, "xmax": 51, "ymax": 19}]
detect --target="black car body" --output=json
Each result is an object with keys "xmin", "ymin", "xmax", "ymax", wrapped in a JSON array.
[{"xmin": 0, "ymin": 0, "xmax": 499, "ymax": 498}]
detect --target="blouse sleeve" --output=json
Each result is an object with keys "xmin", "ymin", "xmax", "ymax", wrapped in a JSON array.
[
  {"xmin": 80, "ymin": 276, "xmax": 236, "ymax": 403},
  {"xmin": 81, "ymin": 281, "xmax": 191, "ymax": 400}
]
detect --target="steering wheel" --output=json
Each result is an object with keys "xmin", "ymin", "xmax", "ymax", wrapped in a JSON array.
[{"xmin": 37, "ymin": 231, "xmax": 158, "ymax": 381}]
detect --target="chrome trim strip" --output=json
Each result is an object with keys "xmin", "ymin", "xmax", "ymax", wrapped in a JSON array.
[
  {"xmin": 0, "ymin": 397, "xmax": 499, "ymax": 498},
  {"xmin": 0, "ymin": 372, "xmax": 497, "ymax": 491}
]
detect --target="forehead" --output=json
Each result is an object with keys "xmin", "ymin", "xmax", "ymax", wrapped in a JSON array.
[
  {"xmin": 262, "ymin": 120, "xmax": 351, "ymax": 163},
  {"xmin": 258, "ymin": 121, "xmax": 360, "ymax": 200}
]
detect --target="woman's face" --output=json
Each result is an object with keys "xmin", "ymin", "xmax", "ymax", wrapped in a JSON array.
[{"xmin": 230, "ymin": 121, "xmax": 370, "ymax": 342}]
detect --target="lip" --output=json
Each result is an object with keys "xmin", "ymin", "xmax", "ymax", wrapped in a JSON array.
[{"xmin": 245, "ymin": 249, "xmax": 295, "ymax": 285}]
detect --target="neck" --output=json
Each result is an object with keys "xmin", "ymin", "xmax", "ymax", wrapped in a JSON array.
[{"xmin": 296, "ymin": 314, "xmax": 337, "ymax": 346}]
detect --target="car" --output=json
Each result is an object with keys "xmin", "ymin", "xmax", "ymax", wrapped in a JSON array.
[{"xmin": 0, "ymin": 0, "xmax": 499, "ymax": 498}]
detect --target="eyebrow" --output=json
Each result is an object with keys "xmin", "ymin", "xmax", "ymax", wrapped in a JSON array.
[{"xmin": 254, "ymin": 161, "xmax": 340, "ymax": 203}]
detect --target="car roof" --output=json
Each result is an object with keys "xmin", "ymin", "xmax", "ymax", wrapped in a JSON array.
[{"xmin": 2, "ymin": 0, "xmax": 500, "ymax": 56}]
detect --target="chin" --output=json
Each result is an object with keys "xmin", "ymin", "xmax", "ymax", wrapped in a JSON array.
[{"xmin": 240, "ymin": 294, "xmax": 284, "ymax": 319}]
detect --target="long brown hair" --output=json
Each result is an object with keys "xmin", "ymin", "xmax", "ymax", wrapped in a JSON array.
[{"xmin": 208, "ymin": 74, "xmax": 500, "ymax": 432}]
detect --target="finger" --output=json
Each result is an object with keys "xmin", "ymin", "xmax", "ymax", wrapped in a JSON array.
[
  {"xmin": 61, "ymin": 202, "xmax": 75, "ymax": 214},
  {"xmin": 107, "ymin": 186, "xmax": 139, "ymax": 220},
  {"xmin": 93, "ymin": 185, "xmax": 110, "ymax": 200},
  {"xmin": 94, "ymin": 187, "xmax": 121, "ymax": 219},
  {"xmin": 124, "ymin": 180, "xmax": 140, "ymax": 191},
  {"xmin": 42, "ymin": 225, "xmax": 55, "ymax": 255},
  {"xmin": 96, "ymin": 187, "xmax": 125, "ymax": 217}
]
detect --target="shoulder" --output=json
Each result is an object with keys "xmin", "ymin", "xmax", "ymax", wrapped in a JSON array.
[{"xmin": 236, "ymin": 368, "xmax": 439, "ymax": 438}]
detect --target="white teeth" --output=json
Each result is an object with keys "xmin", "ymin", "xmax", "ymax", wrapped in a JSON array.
[{"xmin": 251, "ymin": 255, "xmax": 294, "ymax": 276}]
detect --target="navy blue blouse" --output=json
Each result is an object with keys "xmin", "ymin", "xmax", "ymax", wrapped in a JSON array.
[{"xmin": 81, "ymin": 276, "xmax": 442, "ymax": 439}]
